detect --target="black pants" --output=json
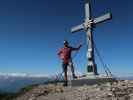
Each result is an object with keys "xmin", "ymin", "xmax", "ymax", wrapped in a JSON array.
[{"xmin": 62, "ymin": 60, "xmax": 76, "ymax": 78}]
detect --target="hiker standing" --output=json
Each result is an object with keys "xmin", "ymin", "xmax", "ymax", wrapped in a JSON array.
[{"xmin": 58, "ymin": 40, "xmax": 82, "ymax": 86}]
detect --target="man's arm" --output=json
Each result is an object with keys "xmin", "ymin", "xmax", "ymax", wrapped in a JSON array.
[
  {"xmin": 71, "ymin": 44, "xmax": 82, "ymax": 51},
  {"xmin": 58, "ymin": 49, "xmax": 62, "ymax": 56}
]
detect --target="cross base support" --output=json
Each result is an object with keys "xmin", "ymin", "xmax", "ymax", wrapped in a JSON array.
[
  {"xmin": 70, "ymin": 76, "xmax": 116, "ymax": 86},
  {"xmin": 87, "ymin": 64, "xmax": 98, "ymax": 75}
]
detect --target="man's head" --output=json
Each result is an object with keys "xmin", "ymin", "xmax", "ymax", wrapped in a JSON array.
[{"xmin": 64, "ymin": 40, "xmax": 69, "ymax": 47}]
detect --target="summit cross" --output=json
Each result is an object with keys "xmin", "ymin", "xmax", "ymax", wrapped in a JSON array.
[{"xmin": 71, "ymin": 0, "xmax": 112, "ymax": 75}]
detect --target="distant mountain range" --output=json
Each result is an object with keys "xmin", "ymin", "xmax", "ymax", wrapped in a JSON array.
[
  {"xmin": 118, "ymin": 76, "xmax": 133, "ymax": 80},
  {"xmin": 0, "ymin": 73, "xmax": 50, "ymax": 93}
]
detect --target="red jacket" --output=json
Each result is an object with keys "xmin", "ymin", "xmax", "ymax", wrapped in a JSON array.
[{"xmin": 58, "ymin": 46, "xmax": 80, "ymax": 64}]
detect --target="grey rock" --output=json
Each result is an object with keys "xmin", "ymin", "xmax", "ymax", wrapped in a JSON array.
[{"xmin": 15, "ymin": 80, "xmax": 133, "ymax": 100}]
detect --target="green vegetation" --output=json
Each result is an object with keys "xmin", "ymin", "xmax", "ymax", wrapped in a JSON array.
[{"xmin": 19, "ymin": 84, "xmax": 38, "ymax": 93}]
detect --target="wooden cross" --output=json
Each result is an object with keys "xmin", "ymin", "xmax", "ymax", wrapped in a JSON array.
[{"xmin": 71, "ymin": 0, "xmax": 112, "ymax": 75}]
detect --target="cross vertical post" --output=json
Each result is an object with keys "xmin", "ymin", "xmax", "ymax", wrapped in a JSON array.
[{"xmin": 85, "ymin": 1, "xmax": 98, "ymax": 75}]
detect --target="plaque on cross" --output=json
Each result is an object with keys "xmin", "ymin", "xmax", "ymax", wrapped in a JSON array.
[{"xmin": 71, "ymin": 0, "xmax": 112, "ymax": 75}]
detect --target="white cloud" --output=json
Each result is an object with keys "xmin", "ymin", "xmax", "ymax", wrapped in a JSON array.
[{"xmin": 0, "ymin": 72, "xmax": 49, "ymax": 78}]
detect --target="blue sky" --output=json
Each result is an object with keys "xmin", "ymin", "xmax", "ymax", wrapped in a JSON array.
[{"xmin": 0, "ymin": 0, "xmax": 132, "ymax": 76}]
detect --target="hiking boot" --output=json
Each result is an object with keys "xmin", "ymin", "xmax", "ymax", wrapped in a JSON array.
[
  {"xmin": 63, "ymin": 81, "xmax": 68, "ymax": 86},
  {"xmin": 73, "ymin": 75, "xmax": 78, "ymax": 79}
]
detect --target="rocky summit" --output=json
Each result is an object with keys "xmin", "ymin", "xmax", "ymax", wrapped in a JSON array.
[{"xmin": 15, "ymin": 80, "xmax": 133, "ymax": 100}]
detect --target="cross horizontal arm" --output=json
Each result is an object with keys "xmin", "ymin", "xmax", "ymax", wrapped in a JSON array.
[
  {"xmin": 71, "ymin": 24, "xmax": 84, "ymax": 33},
  {"xmin": 93, "ymin": 13, "xmax": 112, "ymax": 24}
]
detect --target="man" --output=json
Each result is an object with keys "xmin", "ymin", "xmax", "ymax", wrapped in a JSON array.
[{"xmin": 58, "ymin": 40, "xmax": 82, "ymax": 86}]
